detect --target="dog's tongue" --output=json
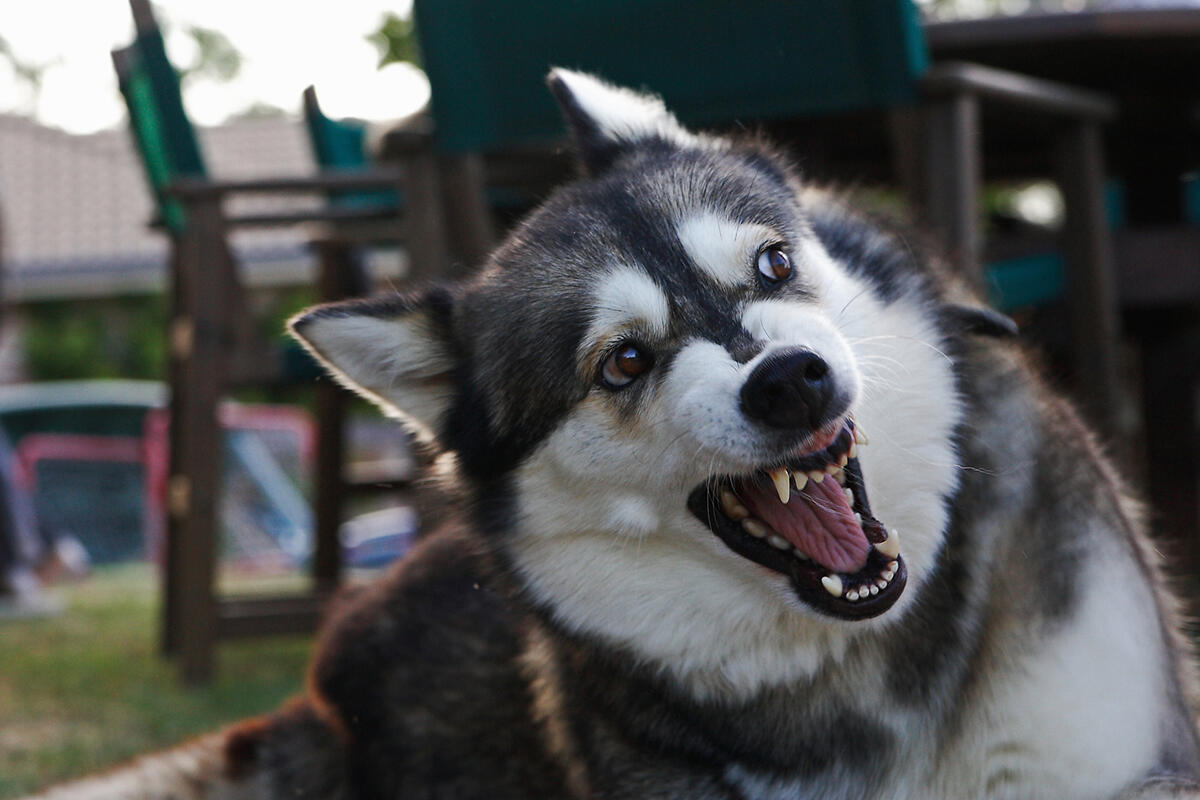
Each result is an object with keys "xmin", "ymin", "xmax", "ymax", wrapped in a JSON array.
[{"xmin": 739, "ymin": 477, "xmax": 869, "ymax": 573}]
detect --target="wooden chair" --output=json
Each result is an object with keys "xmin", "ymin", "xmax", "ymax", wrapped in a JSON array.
[
  {"xmin": 411, "ymin": 0, "xmax": 1125, "ymax": 441},
  {"xmin": 113, "ymin": 0, "xmax": 429, "ymax": 684}
]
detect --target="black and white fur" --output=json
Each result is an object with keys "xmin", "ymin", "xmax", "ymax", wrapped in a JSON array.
[{"xmin": 33, "ymin": 70, "xmax": 1200, "ymax": 800}]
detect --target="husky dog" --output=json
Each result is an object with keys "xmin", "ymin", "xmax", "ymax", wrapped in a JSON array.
[{"xmin": 34, "ymin": 71, "xmax": 1200, "ymax": 799}]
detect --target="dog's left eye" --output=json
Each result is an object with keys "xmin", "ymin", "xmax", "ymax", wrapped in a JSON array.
[
  {"xmin": 600, "ymin": 343, "xmax": 652, "ymax": 389},
  {"xmin": 756, "ymin": 246, "xmax": 792, "ymax": 287}
]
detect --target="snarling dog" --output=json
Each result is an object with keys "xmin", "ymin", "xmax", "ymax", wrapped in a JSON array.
[{"xmin": 35, "ymin": 71, "xmax": 1200, "ymax": 800}]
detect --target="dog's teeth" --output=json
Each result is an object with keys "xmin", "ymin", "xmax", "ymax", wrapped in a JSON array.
[
  {"xmin": 849, "ymin": 442, "xmax": 858, "ymax": 459},
  {"xmin": 843, "ymin": 488, "xmax": 854, "ymax": 505},
  {"xmin": 874, "ymin": 528, "xmax": 900, "ymax": 559},
  {"xmin": 769, "ymin": 468, "xmax": 790, "ymax": 504},
  {"xmin": 767, "ymin": 535, "xmax": 791, "ymax": 551},
  {"xmin": 887, "ymin": 560, "xmax": 899, "ymax": 572},
  {"xmin": 869, "ymin": 584, "xmax": 880, "ymax": 596},
  {"xmin": 793, "ymin": 471, "xmax": 808, "ymax": 491},
  {"xmin": 821, "ymin": 575, "xmax": 843, "ymax": 598},
  {"xmin": 720, "ymin": 489, "xmax": 749, "ymax": 520},
  {"xmin": 881, "ymin": 569, "xmax": 895, "ymax": 581},
  {"xmin": 825, "ymin": 463, "xmax": 840, "ymax": 475},
  {"xmin": 854, "ymin": 426, "xmax": 869, "ymax": 445},
  {"xmin": 859, "ymin": 585, "xmax": 871, "ymax": 597},
  {"xmin": 808, "ymin": 470, "xmax": 825, "ymax": 484},
  {"xmin": 854, "ymin": 512, "xmax": 862, "ymax": 524},
  {"xmin": 876, "ymin": 578, "xmax": 888, "ymax": 589},
  {"xmin": 847, "ymin": 589, "xmax": 860, "ymax": 601},
  {"xmin": 742, "ymin": 519, "xmax": 769, "ymax": 538},
  {"xmin": 834, "ymin": 469, "xmax": 847, "ymax": 485},
  {"xmin": 838, "ymin": 454, "xmax": 849, "ymax": 467}
]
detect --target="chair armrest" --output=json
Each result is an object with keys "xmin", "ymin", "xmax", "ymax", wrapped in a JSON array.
[
  {"xmin": 162, "ymin": 169, "xmax": 407, "ymax": 200},
  {"xmin": 921, "ymin": 61, "xmax": 1116, "ymax": 121}
]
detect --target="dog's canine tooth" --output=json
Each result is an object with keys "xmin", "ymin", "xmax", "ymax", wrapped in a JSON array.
[
  {"xmin": 742, "ymin": 519, "xmax": 769, "ymax": 538},
  {"xmin": 770, "ymin": 468, "xmax": 790, "ymax": 504},
  {"xmin": 875, "ymin": 528, "xmax": 900, "ymax": 559},
  {"xmin": 793, "ymin": 471, "xmax": 808, "ymax": 492},
  {"xmin": 808, "ymin": 470, "xmax": 825, "ymax": 484},
  {"xmin": 821, "ymin": 575, "xmax": 844, "ymax": 598},
  {"xmin": 767, "ymin": 535, "xmax": 791, "ymax": 551}
]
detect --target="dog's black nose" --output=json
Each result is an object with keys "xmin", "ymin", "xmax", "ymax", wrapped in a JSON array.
[{"xmin": 740, "ymin": 348, "xmax": 836, "ymax": 431}]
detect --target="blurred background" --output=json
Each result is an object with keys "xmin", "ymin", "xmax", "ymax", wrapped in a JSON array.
[{"xmin": 1, "ymin": 0, "xmax": 1198, "ymax": 795}]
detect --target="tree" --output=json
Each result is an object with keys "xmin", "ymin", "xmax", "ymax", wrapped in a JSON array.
[{"xmin": 366, "ymin": 12, "xmax": 421, "ymax": 70}]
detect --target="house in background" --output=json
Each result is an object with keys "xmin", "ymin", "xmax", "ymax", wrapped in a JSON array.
[{"xmin": 0, "ymin": 111, "xmax": 404, "ymax": 382}]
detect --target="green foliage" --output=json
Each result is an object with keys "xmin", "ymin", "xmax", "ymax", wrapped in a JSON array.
[
  {"xmin": 23, "ymin": 296, "xmax": 167, "ymax": 382},
  {"xmin": 177, "ymin": 25, "xmax": 243, "ymax": 86},
  {"xmin": 367, "ymin": 12, "xmax": 422, "ymax": 69}
]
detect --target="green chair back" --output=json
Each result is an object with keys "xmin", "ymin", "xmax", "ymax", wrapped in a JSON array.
[
  {"xmin": 301, "ymin": 86, "xmax": 398, "ymax": 209},
  {"xmin": 112, "ymin": 0, "xmax": 206, "ymax": 233},
  {"xmin": 414, "ymin": 0, "xmax": 929, "ymax": 154}
]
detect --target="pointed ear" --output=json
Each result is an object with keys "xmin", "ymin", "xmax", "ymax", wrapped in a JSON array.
[
  {"xmin": 546, "ymin": 68, "xmax": 698, "ymax": 175},
  {"xmin": 942, "ymin": 303, "xmax": 1020, "ymax": 339},
  {"xmin": 288, "ymin": 289, "xmax": 457, "ymax": 439}
]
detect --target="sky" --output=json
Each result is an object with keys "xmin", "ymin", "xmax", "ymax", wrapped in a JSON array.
[{"xmin": 0, "ymin": 0, "xmax": 429, "ymax": 134}]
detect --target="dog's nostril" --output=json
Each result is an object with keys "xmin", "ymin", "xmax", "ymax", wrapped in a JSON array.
[
  {"xmin": 739, "ymin": 348, "xmax": 837, "ymax": 431},
  {"xmin": 802, "ymin": 357, "xmax": 829, "ymax": 383}
]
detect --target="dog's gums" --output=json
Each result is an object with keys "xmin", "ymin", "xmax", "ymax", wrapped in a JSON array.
[{"xmin": 687, "ymin": 419, "xmax": 907, "ymax": 620}]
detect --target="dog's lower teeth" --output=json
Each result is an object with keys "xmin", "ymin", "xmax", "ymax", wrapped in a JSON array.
[
  {"xmin": 888, "ymin": 560, "xmax": 899, "ymax": 572},
  {"xmin": 742, "ymin": 519, "xmax": 769, "ymax": 538},
  {"xmin": 876, "ymin": 578, "xmax": 888, "ymax": 589},
  {"xmin": 835, "ymin": 470, "xmax": 847, "ymax": 485},
  {"xmin": 847, "ymin": 589, "xmax": 860, "ymax": 601},
  {"xmin": 821, "ymin": 575, "xmax": 843, "ymax": 598},
  {"xmin": 869, "ymin": 585, "xmax": 879, "ymax": 596},
  {"xmin": 882, "ymin": 569, "xmax": 895, "ymax": 581},
  {"xmin": 844, "ymin": 488, "xmax": 854, "ymax": 504},
  {"xmin": 720, "ymin": 489, "xmax": 750, "ymax": 520},
  {"xmin": 768, "ymin": 535, "xmax": 791, "ymax": 550}
]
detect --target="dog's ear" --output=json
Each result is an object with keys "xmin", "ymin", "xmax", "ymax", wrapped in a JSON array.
[
  {"xmin": 942, "ymin": 303, "xmax": 1020, "ymax": 339},
  {"xmin": 547, "ymin": 68, "xmax": 698, "ymax": 175},
  {"xmin": 288, "ymin": 289, "xmax": 457, "ymax": 440}
]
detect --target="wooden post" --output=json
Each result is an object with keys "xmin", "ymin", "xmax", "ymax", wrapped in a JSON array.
[
  {"xmin": 171, "ymin": 195, "xmax": 228, "ymax": 685},
  {"xmin": 310, "ymin": 238, "xmax": 358, "ymax": 592},
  {"xmin": 438, "ymin": 153, "xmax": 495, "ymax": 276},
  {"xmin": 402, "ymin": 146, "xmax": 451, "ymax": 283},
  {"xmin": 1056, "ymin": 120, "xmax": 1126, "ymax": 446},
  {"xmin": 919, "ymin": 92, "xmax": 983, "ymax": 285}
]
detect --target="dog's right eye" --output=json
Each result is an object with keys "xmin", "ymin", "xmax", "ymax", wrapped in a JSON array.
[{"xmin": 600, "ymin": 343, "xmax": 652, "ymax": 389}]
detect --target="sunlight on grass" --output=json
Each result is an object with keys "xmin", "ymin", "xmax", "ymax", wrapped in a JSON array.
[{"xmin": 0, "ymin": 564, "xmax": 312, "ymax": 798}]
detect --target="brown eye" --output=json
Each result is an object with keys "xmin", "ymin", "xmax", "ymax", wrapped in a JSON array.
[
  {"xmin": 756, "ymin": 246, "xmax": 792, "ymax": 286},
  {"xmin": 601, "ymin": 343, "xmax": 652, "ymax": 389}
]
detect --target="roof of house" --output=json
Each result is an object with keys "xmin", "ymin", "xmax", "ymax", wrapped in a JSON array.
[{"xmin": 0, "ymin": 113, "xmax": 323, "ymax": 302}]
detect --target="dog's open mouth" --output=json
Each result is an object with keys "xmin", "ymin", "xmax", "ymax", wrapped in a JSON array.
[{"xmin": 686, "ymin": 419, "xmax": 906, "ymax": 620}]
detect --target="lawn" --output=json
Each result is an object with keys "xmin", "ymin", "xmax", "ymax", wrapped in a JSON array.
[{"xmin": 0, "ymin": 564, "xmax": 313, "ymax": 798}]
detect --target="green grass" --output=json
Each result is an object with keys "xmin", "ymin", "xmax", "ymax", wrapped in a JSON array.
[{"xmin": 0, "ymin": 564, "xmax": 313, "ymax": 798}]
